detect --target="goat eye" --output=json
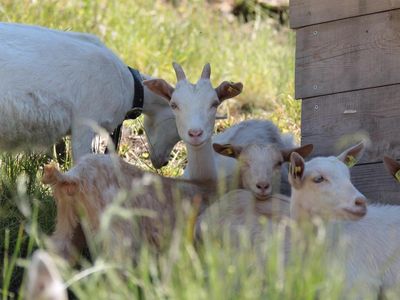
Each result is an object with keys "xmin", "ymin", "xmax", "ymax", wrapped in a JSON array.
[
  {"xmin": 313, "ymin": 175, "xmax": 325, "ymax": 183},
  {"xmin": 170, "ymin": 102, "xmax": 179, "ymax": 110},
  {"xmin": 275, "ymin": 161, "xmax": 283, "ymax": 168}
]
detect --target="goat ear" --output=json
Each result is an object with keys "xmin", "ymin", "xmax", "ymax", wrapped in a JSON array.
[
  {"xmin": 42, "ymin": 164, "xmax": 77, "ymax": 195},
  {"xmin": 384, "ymin": 155, "xmax": 400, "ymax": 183},
  {"xmin": 281, "ymin": 144, "xmax": 313, "ymax": 162},
  {"xmin": 215, "ymin": 81, "xmax": 243, "ymax": 102},
  {"xmin": 289, "ymin": 152, "xmax": 305, "ymax": 189},
  {"xmin": 26, "ymin": 250, "xmax": 66, "ymax": 300},
  {"xmin": 143, "ymin": 79, "xmax": 174, "ymax": 101},
  {"xmin": 213, "ymin": 143, "xmax": 242, "ymax": 159},
  {"xmin": 42, "ymin": 164, "xmax": 62, "ymax": 185},
  {"xmin": 337, "ymin": 141, "xmax": 365, "ymax": 168}
]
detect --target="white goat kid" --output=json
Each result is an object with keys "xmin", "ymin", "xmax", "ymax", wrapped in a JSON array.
[
  {"xmin": 0, "ymin": 23, "xmax": 175, "ymax": 165},
  {"xmin": 213, "ymin": 142, "xmax": 313, "ymax": 199},
  {"xmin": 196, "ymin": 143, "xmax": 312, "ymax": 243},
  {"xmin": 289, "ymin": 142, "xmax": 400, "ymax": 297},
  {"xmin": 143, "ymin": 63, "xmax": 243, "ymax": 181}
]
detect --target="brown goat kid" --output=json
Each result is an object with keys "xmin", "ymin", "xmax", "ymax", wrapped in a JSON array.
[{"xmin": 43, "ymin": 154, "xmax": 214, "ymax": 262}]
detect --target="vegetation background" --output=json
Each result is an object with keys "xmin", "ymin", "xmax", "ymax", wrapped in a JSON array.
[{"xmin": 0, "ymin": 1, "xmax": 354, "ymax": 299}]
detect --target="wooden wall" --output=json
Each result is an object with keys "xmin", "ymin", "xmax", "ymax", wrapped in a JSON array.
[{"xmin": 290, "ymin": 0, "xmax": 400, "ymax": 204}]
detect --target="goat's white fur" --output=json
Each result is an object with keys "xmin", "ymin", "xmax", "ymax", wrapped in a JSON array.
[
  {"xmin": 0, "ymin": 23, "xmax": 174, "ymax": 166},
  {"xmin": 196, "ymin": 189, "xmax": 290, "ymax": 244},
  {"xmin": 289, "ymin": 143, "xmax": 400, "ymax": 297}
]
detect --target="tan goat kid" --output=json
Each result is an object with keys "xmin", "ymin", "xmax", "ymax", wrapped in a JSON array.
[{"xmin": 43, "ymin": 154, "xmax": 214, "ymax": 262}]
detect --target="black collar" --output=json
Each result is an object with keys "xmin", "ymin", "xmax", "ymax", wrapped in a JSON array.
[
  {"xmin": 106, "ymin": 66, "xmax": 144, "ymax": 153},
  {"xmin": 125, "ymin": 66, "xmax": 144, "ymax": 120}
]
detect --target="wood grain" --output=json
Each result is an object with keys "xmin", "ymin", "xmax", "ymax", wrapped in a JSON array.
[
  {"xmin": 295, "ymin": 10, "xmax": 400, "ymax": 99},
  {"xmin": 301, "ymin": 85, "xmax": 400, "ymax": 164},
  {"xmin": 351, "ymin": 162, "xmax": 400, "ymax": 205},
  {"xmin": 290, "ymin": 0, "xmax": 400, "ymax": 29}
]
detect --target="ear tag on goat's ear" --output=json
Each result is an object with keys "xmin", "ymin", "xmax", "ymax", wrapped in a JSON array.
[
  {"xmin": 227, "ymin": 86, "xmax": 234, "ymax": 93},
  {"xmin": 345, "ymin": 155, "xmax": 357, "ymax": 167},
  {"xmin": 395, "ymin": 170, "xmax": 400, "ymax": 182},
  {"xmin": 222, "ymin": 148, "xmax": 234, "ymax": 156},
  {"xmin": 290, "ymin": 163, "xmax": 302, "ymax": 178}
]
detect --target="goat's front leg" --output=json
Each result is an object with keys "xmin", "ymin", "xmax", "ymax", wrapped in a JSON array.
[{"xmin": 71, "ymin": 123, "xmax": 96, "ymax": 163}]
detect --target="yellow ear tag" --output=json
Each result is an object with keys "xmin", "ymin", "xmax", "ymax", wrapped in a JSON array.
[
  {"xmin": 345, "ymin": 155, "xmax": 357, "ymax": 167},
  {"xmin": 290, "ymin": 164, "xmax": 302, "ymax": 178},
  {"xmin": 227, "ymin": 86, "xmax": 234, "ymax": 93},
  {"xmin": 395, "ymin": 170, "xmax": 400, "ymax": 183},
  {"xmin": 223, "ymin": 148, "xmax": 234, "ymax": 156}
]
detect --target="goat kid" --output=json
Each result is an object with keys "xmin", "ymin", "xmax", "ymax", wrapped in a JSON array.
[
  {"xmin": 42, "ymin": 154, "xmax": 214, "ymax": 262},
  {"xmin": 144, "ymin": 62, "xmax": 242, "ymax": 182},
  {"xmin": 289, "ymin": 142, "xmax": 400, "ymax": 298},
  {"xmin": 196, "ymin": 143, "xmax": 312, "ymax": 245},
  {"xmin": 213, "ymin": 142, "xmax": 313, "ymax": 199}
]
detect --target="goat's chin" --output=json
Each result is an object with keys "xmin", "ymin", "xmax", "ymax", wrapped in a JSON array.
[
  {"xmin": 340, "ymin": 207, "xmax": 367, "ymax": 221},
  {"xmin": 254, "ymin": 191, "xmax": 273, "ymax": 201},
  {"xmin": 186, "ymin": 139, "xmax": 207, "ymax": 148}
]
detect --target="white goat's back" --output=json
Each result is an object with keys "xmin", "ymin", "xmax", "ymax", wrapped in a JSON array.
[{"xmin": 0, "ymin": 23, "xmax": 132, "ymax": 155}]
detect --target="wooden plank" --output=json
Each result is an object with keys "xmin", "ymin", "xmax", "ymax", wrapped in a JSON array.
[
  {"xmin": 301, "ymin": 85, "xmax": 400, "ymax": 164},
  {"xmin": 290, "ymin": 0, "xmax": 400, "ymax": 29},
  {"xmin": 295, "ymin": 10, "xmax": 400, "ymax": 99},
  {"xmin": 351, "ymin": 162, "xmax": 400, "ymax": 205}
]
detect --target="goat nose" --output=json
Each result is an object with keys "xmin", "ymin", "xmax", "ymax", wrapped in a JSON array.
[
  {"xmin": 354, "ymin": 196, "xmax": 367, "ymax": 208},
  {"xmin": 256, "ymin": 182, "xmax": 270, "ymax": 190},
  {"xmin": 188, "ymin": 129, "xmax": 203, "ymax": 138}
]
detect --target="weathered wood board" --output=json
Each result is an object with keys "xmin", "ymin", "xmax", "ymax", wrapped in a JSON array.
[
  {"xmin": 351, "ymin": 162, "xmax": 400, "ymax": 204},
  {"xmin": 301, "ymin": 85, "xmax": 400, "ymax": 164},
  {"xmin": 295, "ymin": 10, "xmax": 400, "ymax": 99},
  {"xmin": 290, "ymin": 0, "xmax": 400, "ymax": 29}
]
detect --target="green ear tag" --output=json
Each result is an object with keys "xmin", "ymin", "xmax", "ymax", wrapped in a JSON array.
[
  {"xmin": 395, "ymin": 170, "xmax": 400, "ymax": 183},
  {"xmin": 345, "ymin": 155, "xmax": 357, "ymax": 167}
]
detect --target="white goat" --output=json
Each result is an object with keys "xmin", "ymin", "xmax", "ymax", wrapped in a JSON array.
[
  {"xmin": 0, "ymin": 23, "xmax": 175, "ymax": 166},
  {"xmin": 196, "ymin": 189, "xmax": 290, "ymax": 244},
  {"xmin": 144, "ymin": 62, "xmax": 242, "ymax": 182},
  {"xmin": 289, "ymin": 142, "xmax": 400, "ymax": 298},
  {"xmin": 143, "ymin": 63, "xmax": 291, "ymax": 193},
  {"xmin": 196, "ymin": 143, "xmax": 312, "ymax": 243}
]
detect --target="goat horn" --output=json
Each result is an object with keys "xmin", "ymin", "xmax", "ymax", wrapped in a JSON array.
[
  {"xmin": 172, "ymin": 62, "xmax": 186, "ymax": 82},
  {"xmin": 200, "ymin": 63, "xmax": 211, "ymax": 79}
]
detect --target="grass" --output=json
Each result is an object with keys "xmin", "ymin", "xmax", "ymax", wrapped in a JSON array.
[{"xmin": 0, "ymin": 0, "xmax": 335, "ymax": 298}]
